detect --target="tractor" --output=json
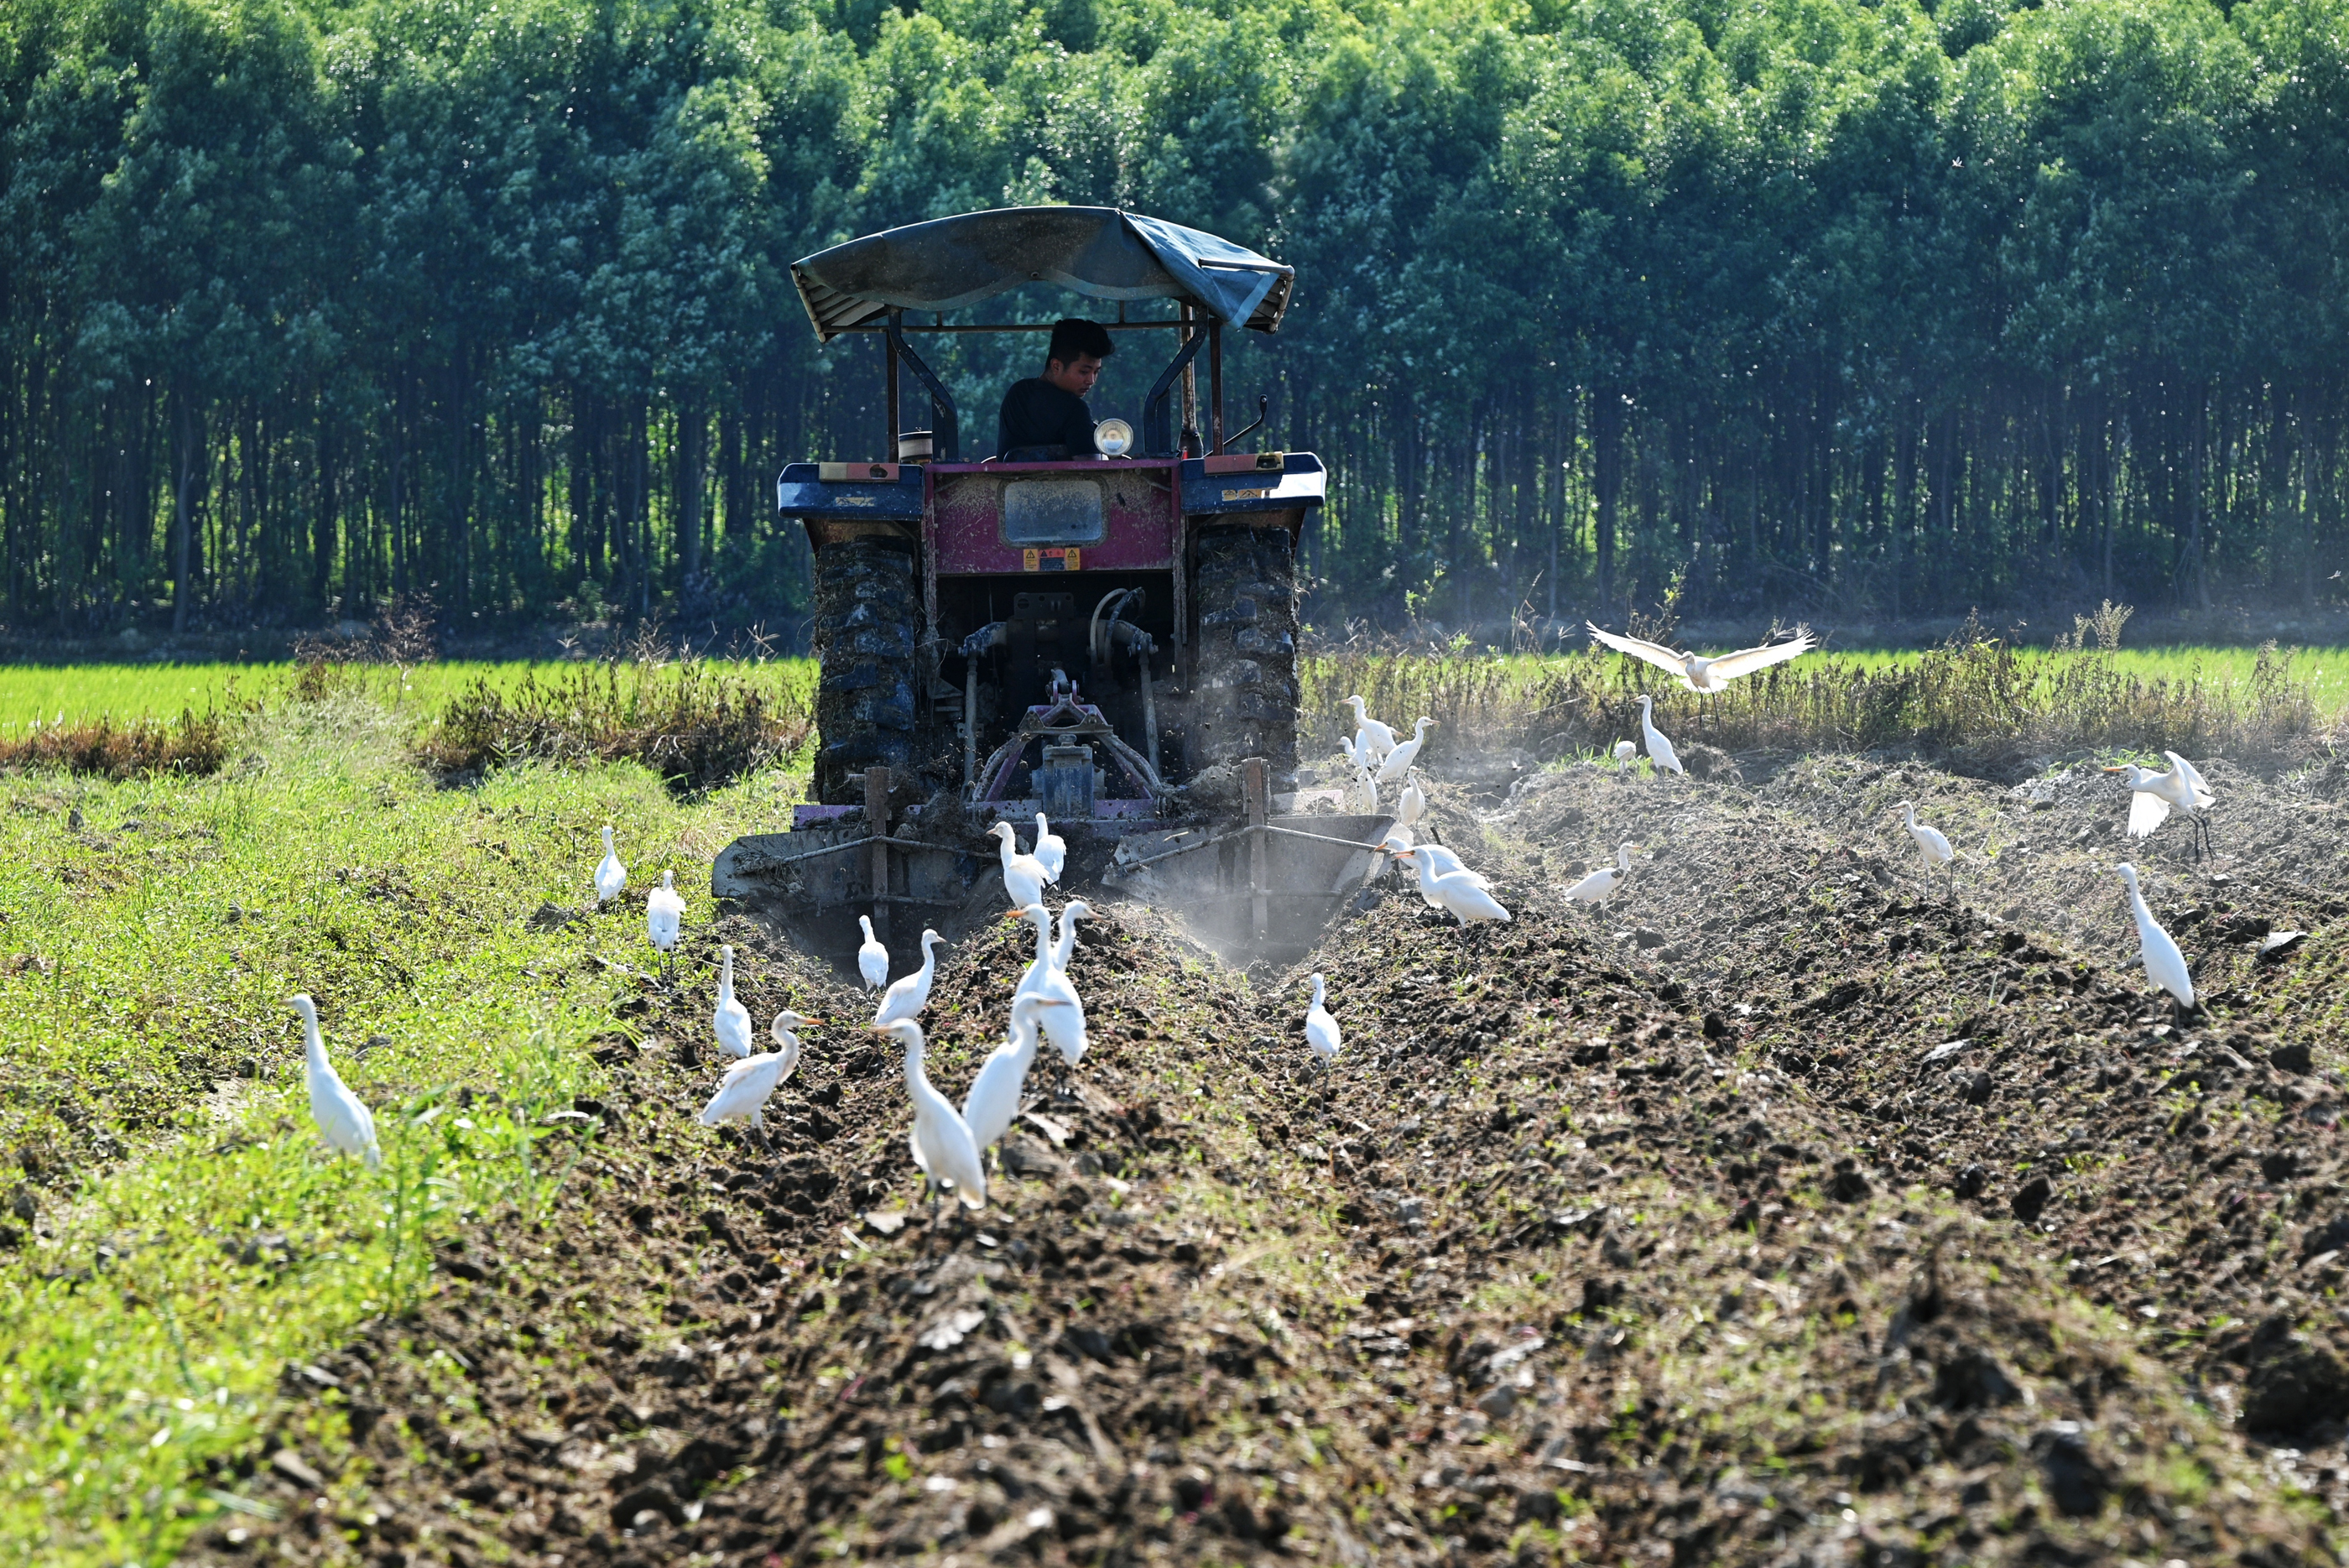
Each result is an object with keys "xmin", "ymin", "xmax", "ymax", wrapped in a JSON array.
[{"xmin": 713, "ymin": 206, "xmax": 1388, "ymax": 965}]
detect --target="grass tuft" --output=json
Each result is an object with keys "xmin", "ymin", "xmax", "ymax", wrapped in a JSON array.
[
  {"xmin": 419, "ymin": 653, "xmax": 813, "ymax": 796},
  {"xmin": 0, "ymin": 709, "xmax": 232, "ymax": 779}
]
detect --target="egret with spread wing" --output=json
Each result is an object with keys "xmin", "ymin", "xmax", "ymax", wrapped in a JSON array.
[
  {"xmin": 1587, "ymin": 623, "xmax": 1818, "ymax": 691},
  {"xmin": 2104, "ymin": 753, "xmax": 2216, "ymax": 859}
]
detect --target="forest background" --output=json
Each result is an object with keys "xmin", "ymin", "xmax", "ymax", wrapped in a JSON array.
[{"xmin": 6, "ymin": 0, "xmax": 2349, "ymax": 648}]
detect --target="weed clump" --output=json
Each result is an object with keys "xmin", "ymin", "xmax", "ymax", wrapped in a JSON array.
[
  {"xmin": 421, "ymin": 654, "xmax": 811, "ymax": 795},
  {"xmin": 0, "ymin": 709, "xmax": 229, "ymax": 779}
]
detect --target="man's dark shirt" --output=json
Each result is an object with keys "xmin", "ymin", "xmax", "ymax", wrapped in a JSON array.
[{"xmin": 997, "ymin": 378, "xmax": 1097, "ymax": 460}]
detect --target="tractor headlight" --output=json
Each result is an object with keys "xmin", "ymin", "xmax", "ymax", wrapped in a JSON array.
[{"xmin": 1094, "ymin": 418, "xmax": 1134, "ymax": 457}]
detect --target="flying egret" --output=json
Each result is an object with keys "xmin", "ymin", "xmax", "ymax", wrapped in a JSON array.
[
  {"xmin": 962, "ymin": 993, "xmax": 1076, "ymax": 1154},
  {"xmin": 2115, "ymin": 863, "xmax": 2195, "ymax": 1013},
  {"xmin": 1586, "ymin": 622, "xmax": 1819, "ymax": 692},
  {"xmin": 1345, "ymin": 695, "xmax": 1397, "ymax": 759},
  {"xmin": 872, "ymin": 1018, "xmax": 987, "ymax": 1216},
  {"xmin": 1304, "ymin": 973, "xmax": 1341, "ymax": 1065},
  {"xmin": 290, "ymin": 994, "xmax": 380, "ymax": 1169},
  {"xmin": 1394, "ymin": 849, "xmax": 1513, "ymax": 925},
  {"xmin": 713, "ymin": 944, "xmax": 753, "ymax": 1059},
  {"xmin": 1033, "ymin": 811, "xmax": 1067, "ymax": 885},
  {"xmin": 1612, "ymin": 740, "xmax": 1637, "ymax": 773},
  {"xmin": 1637, "ymin": 695, "xmax": 1683, "ymax": 776},
  {"xmin": 1893, "ymin": 801, "xmax": 1956, "ymax": 899},
  {"xmin": 594, "ymin": 826, "xmax": 627, "ymax": 905},
  {"xmin": 989, "ymin": 820, "xmax": 1050, "ymax": 911},
  {"xmin": 856, "ymin": 915, "xmax": 889, "ymax": 992},
  {"xmin": 1376, "ymin": 717, "xmax": 1435, "ymax": 785},
  {"xmin": 873, "ymin": 929, "xmax": 945, "ymax": 1028},
  {"xmin": 646, "ymin": 870, "xmax": 685, "ymax": 974},
  {"xmin": 1564, "ymin": 843, "xmax": 1638, "ymax": 905},
  {"xmin": 2104, "ymin": 753, "xmax": 2216, "ymax": 858},
  {"xmin": 1398, "ymin": 779, "xmax": 1428, "ymax": 826},
  {"xmin": 697, "ymin": 1010, "xmax": 823, "ymax": 1144},
  {"xmin": 1008, "ymin": 904, "xmax": 1089, "ymax": 1069}
]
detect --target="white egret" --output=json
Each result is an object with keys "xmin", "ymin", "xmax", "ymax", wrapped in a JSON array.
[
  {"xmin": 1893, "ymin": 801, "xmax": 1956, "ymax": 899},
  {"xmin": 1378, "ymin": 820, "xmax": 1414, "ymax": 854},
  {"xmin": 1304, "ymin": 973, "xmax": 1341, "ymax": 1065},
  {"xmin": 713, "ymin": 944, "xmax": 753, "ymax": 1058},
  {"xmin": 962, "ymin": 993, "xmax": 1076, "ymax": 1154},
  {"xmin": 1394, "ymin": 849, "xmax": 1513, "ymax": 925},
  {"xmin": 594, "ymin": 826, "xmax": 627, "ymax": 905},
  {"xmin": 856, "ymin": 915, "xmax": 889, "ymax": 992},
  {"xmin": 872, "ymin": 1018, "xmax": 987, "ymax": 1215},
  {"xmin": 2116, "ymin": 863, "xmax": 2195, "ymax": 1013},
  {"xmin": 1008, "ymin": 904, "xmax": 1089, "ymax": 1067},
  {"xmin": 1564, "ymin": 843, "xmax": 1638, "ymax": 905},
  {"xmin": 1339, "ymin": 733, "xmax": 1374, "ymax": 774},
  {"xmin": 1341, "ymin": 766, "xmax": 1379, "ymax": 815},
  {"xmin": 1398, "ymin": 841, "xmax": 1491, "ymax": 909},
  {"xmin": 697, "ymin": 1010, "xmax": 823, "ymax": 1142},
  {"xmin": 1345, "ymin": 695, "xmax": 1397, "ymax": 759},
  {"xmin": 1398, "ymin": 779, "xmax": 1428, "ymax": 826},
  {"xmin": 1612, "ymin": 740, "xmax": 1637, "ymax": 773},
  {"xmin": 1637, "ymin": 695, "xmax": 1683, "ymax": 776},
  {"xmin": 1376, "ymin": 717, "xmax": 1435, "ymax": 785},
  {"xmin": 645, "ymin": 870, "xmax": 684, "ymax": 971},
  {"xmin": 1586, "ymin": 622, "xmax": 1818, "ymax": 692},
  {"xmin": 1033, "ymin": 811, "xmax": 1067, "ymax": 885},
  {"xmin": 989, "ymin": 820, "xmax": 1050, "ymax": 911},
  {"xmin": 2104, "ymin": 752, "xmax": 2216, "ymax": 857},
  {"xmin": 873, "ymin": 929, "xmax": 945, "ymax": 1029},
  {"xmin": 290, "ymin": 995, "xmax": 380, "ymax": 1169}
]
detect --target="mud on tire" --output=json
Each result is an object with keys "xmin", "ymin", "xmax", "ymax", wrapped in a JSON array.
[
  {"xmin": 1189, "ymin": 524, "xmax": 1300, "ymax": 781},
  {"xmin": 810, "ymin": 537, "xmax": 921, "ymax": 805}
]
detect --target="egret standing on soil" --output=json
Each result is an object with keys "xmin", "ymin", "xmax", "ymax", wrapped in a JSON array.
[
  {"xmin": 1637, "ymin": 695, "xmax": 1683, "ymax": 777},
  {"xmin": 2116, "ymin": 863, "xmax": 2195, "ymax": 1014},
  {"xmin": 646, "ymin": 870, "xmax": 684, "ymax": 976},
  {"xmin": 1346, "ymin": 695, "xmax": 1397, "ymax": 761},
  {"xmin": 1010, "ymin": 903, "xmax": 1090, "ymax": 1071},
  {"xmin": 872, "ymin": 1018, "xmax": 987, "ymax": 1216},
  {"xmin": 1893, "ymin": 802, "xmax": 1956, "ymax": 900},
  {"xmin": 1394, "ymin": 848, "xmax": 1513, "ymax": 925},
  {"xmin": 962, "ymin": 993, "xmax": 1075, "ymax": 1154},
  {"xmin": 594, "ymin": 826, "xmax": 627, "ymax": 906},
  {"xmin": 1033, "ymin": 811, "xmax": 1067, "ymax": 885},
  {"xmin": 1586, "ymin": 622, "xmax": 1819, "ymax": 691},
  {"xmin": 290, "ymin": 994, "xmax": 380, "ymax": 1169},
  {"xmin": 713, "ymin": 944, "xmax": 753, "ymax": 1058},
  {"xmin": 2106, "ymin": 753, "xmax": 2216, "ymax": 859},
  {"xmin": 874, "ymin": 929, "xmax": 946, "ymax": 1029},
  {"xmin": 1377, "ymin": 718, "xmax": 1435, "ymax": 786},
  {"xmin": 1612, "ymin": 740, "xmax": 1637, "ymax": 774},
  {"xmin": 990, "ymin": 820, "xmax": 1051, "ymax": 911},
  {"xmin": 698, "ymin": 1011, "xmax": 822, "ymax": 1145},
  {"xmin": 1304, "ymin": 974, "xmax": 1341, "ymax": 1066},
  {"xmin": 1565, "ymin": 844, "xmax": 1638, "ymax": 905},
  {"xmin": 857, "ymin": 915, "xmax": 889, "ymax": 992},
  {"xmin": 1398, "ymin": 779, "xmax": 1427, "ymax": 826}
]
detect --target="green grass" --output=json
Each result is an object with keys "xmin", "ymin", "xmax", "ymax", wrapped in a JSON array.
[
  {"xmin": 0, "ymin": 659, "xmax": 817, "ymax": 731},
  {"xmin": 0, "ymin": 691, "xmax": 798, "ymax": 1564}
]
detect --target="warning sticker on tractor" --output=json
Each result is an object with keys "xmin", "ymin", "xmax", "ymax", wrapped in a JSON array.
[
  {"xmin": 1221, "ymin": 487, "xmax": 1270, "ymax": 502},
  {"xmin": 1023, "ymin": 547, "xmax": 1080, "ymax": 571}
]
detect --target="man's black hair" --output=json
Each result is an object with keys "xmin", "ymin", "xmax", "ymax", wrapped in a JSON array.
[{"xmin": 1047, "ymin": 318, "xmax": 1115, "ymax": 367}]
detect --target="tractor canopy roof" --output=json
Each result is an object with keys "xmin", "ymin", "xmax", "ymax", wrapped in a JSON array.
[{"xmin": 792, "ymin": 206, "xmax": 1294, "ymax": 343}]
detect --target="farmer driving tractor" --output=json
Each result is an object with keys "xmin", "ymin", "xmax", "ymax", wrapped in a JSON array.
[{"xmin": 997, "ymin": 317, "xmax": 1116, "ymax": 460}]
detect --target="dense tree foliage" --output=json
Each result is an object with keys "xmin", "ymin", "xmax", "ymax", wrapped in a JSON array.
[{"xmin": 4, "ymin": 0, "xmax": 2347, "ymax": 638}]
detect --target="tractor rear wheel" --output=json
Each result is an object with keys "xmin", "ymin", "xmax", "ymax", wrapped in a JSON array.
[
  {"xmin": 810, "ymin": 536, "xmax": 922, "ymax": 805},
  {"xmin": 1189, "ymin": 524, "xmax": 1300, "ymax": 782}
]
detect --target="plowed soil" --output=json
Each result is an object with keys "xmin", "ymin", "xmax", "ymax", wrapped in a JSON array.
[{"xmin": 186, "ymin": 748, "xmax": 2349, "ymax": 1566}]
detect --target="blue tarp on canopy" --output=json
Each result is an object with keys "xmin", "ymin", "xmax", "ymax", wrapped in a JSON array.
[{"xmin": 791, "ymin": 206, "xmax": 1294, "ymax": 342}]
